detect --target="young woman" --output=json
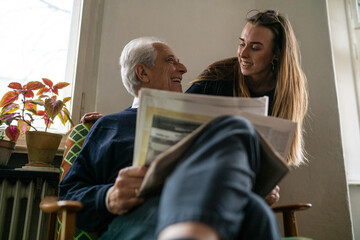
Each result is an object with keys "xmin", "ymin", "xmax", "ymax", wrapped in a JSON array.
[{"xmin": 186, "ymin": 10, "xmax": 308, "ymax": 166}]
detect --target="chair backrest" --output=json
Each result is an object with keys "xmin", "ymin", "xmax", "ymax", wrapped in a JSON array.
[
  {"xmin": 60, "ymin": 123, "xmax": 94, "ymax": 181},
  {"xmin": 56, "ymin": 123, "xmax": 98, "ymax": 240}
]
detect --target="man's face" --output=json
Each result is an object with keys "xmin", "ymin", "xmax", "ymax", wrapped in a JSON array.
[{"xmin": 142, "ymin": 43, "xmax": 187, "ymax": 93}]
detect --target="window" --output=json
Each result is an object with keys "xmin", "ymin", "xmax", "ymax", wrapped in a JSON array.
[
  {"xmin": 344, "ymin": 0, "xmax": 360, "ymax": 182},
  {"xmin": 0, "ymin": 0, "xmax": 81, "ymax": 147}
]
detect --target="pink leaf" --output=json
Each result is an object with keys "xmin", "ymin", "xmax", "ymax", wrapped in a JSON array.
[
  {"xmin": 8, "ymin": 82, "xmax": 22, "ymax": 90},
  {"xmin": 5, "ymin": 125, "xmax": 20, "ymax": 142}
]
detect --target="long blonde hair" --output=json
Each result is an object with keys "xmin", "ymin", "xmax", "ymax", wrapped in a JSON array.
[{"xmin": 238, "ymin": 10, "xmax": 308, "ymax": 166}]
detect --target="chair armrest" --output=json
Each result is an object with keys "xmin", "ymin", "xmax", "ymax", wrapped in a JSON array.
[
  {"xmin": 40, "ymin": 196, "xmax": 83, "ymax": 240},
  {"xmin": 40, "ymin": 196, "xmax": 83, "ymax": 213},
  {"xmin": 271, "ymin": 203, "xmax": 312, "ymax": 213}
]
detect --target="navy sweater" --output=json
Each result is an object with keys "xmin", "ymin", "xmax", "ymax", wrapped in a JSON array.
[{"xmin": 59, "ymin": 108, "xmax": 137, "ymax": 233}]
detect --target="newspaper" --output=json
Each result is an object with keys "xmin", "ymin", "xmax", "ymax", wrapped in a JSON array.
[{"xmin": 133, "ymin": 88, "xmax": 296, "ymax": 197}]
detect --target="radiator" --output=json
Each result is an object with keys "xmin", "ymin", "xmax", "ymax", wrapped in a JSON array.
[{"xmin": 0, "ymin": 170, "xmax": 58, "ymax": 240}]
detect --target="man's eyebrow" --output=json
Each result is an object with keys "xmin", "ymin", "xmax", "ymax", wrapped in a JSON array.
[
  {"xmin": 166, "ymin": 55, "xmax": 180, "ymax": 62},
  {"xmin": 239, "ymin": 38, "xmax": 263, "ymax": 45}
]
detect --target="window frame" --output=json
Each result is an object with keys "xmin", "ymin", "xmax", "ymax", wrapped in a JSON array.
[{"xmin": 12, "ymin": 0, "xmax": 105, "ymax": 154}]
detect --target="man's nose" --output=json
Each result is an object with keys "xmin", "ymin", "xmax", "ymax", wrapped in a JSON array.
[{"xmin": 178, "ymin": 63, "xmax": 187, "ymax": 74}]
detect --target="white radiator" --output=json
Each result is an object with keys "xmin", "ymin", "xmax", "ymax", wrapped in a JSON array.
[{"xmin": 0, "ymin": 175, "xmax": 57, "ymax": 240}]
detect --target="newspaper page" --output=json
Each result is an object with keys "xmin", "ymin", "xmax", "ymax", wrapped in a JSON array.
[
  {"xmin": 133, "ymin": 88, "xmax": 295, "ymax": 197},
  {"xmin": 133, "ymin": 88, "xmax": 269, "ymax": 166}
]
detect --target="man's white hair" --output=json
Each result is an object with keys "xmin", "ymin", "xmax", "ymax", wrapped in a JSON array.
[{"xmin": 119, "ymin": 37, "xmax": 166, "ymax": 96}]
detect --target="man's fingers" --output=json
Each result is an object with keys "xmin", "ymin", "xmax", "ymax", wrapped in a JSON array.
[
  {"xmin": 118, "ymin": 165, "xmax": 148, "ymax": 178},
  {"xmin": 80, "ymin": 112, "xmax": 104, "ymax": 123},
  {"xmin": 112, "ymin": 197, "xmax": 145, "ymax": 215}
]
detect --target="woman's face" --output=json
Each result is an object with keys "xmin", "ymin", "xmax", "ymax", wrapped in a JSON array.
[{"xmin": 237, "ymin": 23, "xmax": 276, "ymax": 82}]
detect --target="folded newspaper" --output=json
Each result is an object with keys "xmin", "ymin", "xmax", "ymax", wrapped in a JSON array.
[{"xmin": 133, "ymin": 88, "xmax": 296, "ymax": 198}]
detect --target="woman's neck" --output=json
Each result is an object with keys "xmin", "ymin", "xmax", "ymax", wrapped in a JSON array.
[{"xmin": 244, "ymin": 73, "xmax": 276, "ymax": 95}]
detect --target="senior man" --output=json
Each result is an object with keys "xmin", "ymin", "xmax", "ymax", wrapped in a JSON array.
[{"xmin": 59, "ymin": 36, "xmax": 280, "ymax": 240}]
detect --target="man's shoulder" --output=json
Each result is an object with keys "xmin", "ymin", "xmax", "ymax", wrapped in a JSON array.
[
  {"xmin": 96, "ymin": 108, "xmax": 137, "ymax": 125},
  {"xmin": 87, "ymin": 108, "xmax": 137, "ymax": 137}
]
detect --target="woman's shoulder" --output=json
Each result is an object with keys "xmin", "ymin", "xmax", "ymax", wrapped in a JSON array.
[
  {"xmin": 192, "ymin": 57, "xmax": 238, "ymax": 84},
  {"xmin": 207, "ymin": 57, "xmax": 238, "ymax": 69},
  {"xmin": 185, "ymin": 78, "xmax": 234, "ymax": 96}
]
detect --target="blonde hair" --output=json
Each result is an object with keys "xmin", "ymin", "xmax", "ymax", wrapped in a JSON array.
[
  {"xmin": 191, "ymin": 10, "xmax": 308, "ymax": 166},
  {"xmin": 239, "ymin": 10, "xmax": 308, "ymax": 166}
]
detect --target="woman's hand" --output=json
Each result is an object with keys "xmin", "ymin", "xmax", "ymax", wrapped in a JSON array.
[
  {"xmin": 265, "ymin": 185, "xmax": 280, "ymax": 206},
  {"xmin": 80, "ymin": 112, "xmax": 103, "ymax": 124},
  {"xmin": 107, "ymin": 165, "xmax": 147, "ymax": 215}
]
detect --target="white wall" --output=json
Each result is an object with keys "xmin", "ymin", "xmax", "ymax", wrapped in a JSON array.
[
  {"xmin": 81, "ymin": 0, "xmax": 354, "ymax": 239},
  {"xmin": 94, "ymin": 0, "xmax": 254, "ymax": 114}
]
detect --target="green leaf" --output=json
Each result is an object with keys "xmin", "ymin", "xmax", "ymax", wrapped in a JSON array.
[
  {"xmin": 30, "ymin": 100, "xmax": 45, "ymax": 106},
  {"xmin": 25, "ymin": 107, "xmax": 37, "ymax": 115},
  {"xmin": 57, "ymin": 110, "xmax": 68, "ymax": 125},
  {"xmin": 25, "ymin": 113, "xmax": 34, "ymax": 122},
  {"xmin": 45, "ymin": 98, "xmax": 64, "ymax": 120},
  {"xmin": 1, "ymin": 103, "xmax": 19, "ymax": 116},
  {"xmin": 63, "ymin": 97, "xmax": 71, "ymax": 104}
]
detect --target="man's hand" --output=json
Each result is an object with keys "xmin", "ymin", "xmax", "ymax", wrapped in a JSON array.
[
  {"xmin": 80, "ymin": 112, "xmax": 103, "ymax": 124},
  {"xmin": 107, "ymin": 165, "xmax": 147, "ymax": 215},
  {"xmin": 265, "ymin": 185, "xmax": 280, "ymax": 206}
]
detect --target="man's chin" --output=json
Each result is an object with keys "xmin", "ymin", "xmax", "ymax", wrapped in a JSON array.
[{"xmin": 171, "ymin": 85, "xmax": 183, "ymax": 93}]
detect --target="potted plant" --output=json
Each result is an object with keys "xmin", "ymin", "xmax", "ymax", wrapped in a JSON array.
[
  {"xmin": 0, "ymin": 122, "xmax": 20, "ymax": 166},
  {"xmin": 0, "ymin": 78, "xmax": 74, "ymax": 166}
]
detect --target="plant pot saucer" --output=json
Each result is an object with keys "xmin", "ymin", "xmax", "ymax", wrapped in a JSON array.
[
  {"xmin": 15, "ymin": 165, "xmax": 60, "ymax": 173},
  {"xmin": 25, "ymin": 162, "xmax": 54, "ymax": 168}
]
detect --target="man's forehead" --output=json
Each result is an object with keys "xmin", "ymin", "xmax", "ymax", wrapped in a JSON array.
[{"xmin": 153, "ymin": 43, "xmax": 175, "ymax": 56}]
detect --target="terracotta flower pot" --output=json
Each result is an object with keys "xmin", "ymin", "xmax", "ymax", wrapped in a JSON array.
[
  {"xmin": 26, "ymin": 131, "xmax": 62, "ymax": 165},
  {"xmin": 0, "ymin": 139, "xmax": 16, "ymax": 166}
]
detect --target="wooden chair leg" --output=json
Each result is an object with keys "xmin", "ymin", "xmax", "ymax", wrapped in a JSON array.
[
  {"xmin": 282, "ymin": 210, "xmax": 298, "ymax": 237},
  {"xmin": 271, "ymin": 203, "xmax": 312, "ymax": 237},
  {"xmin": 60, "ymin": 210, "xmax": 77, "ymax": 240},
  {"xmin": 40, "ymin": 196, "xmax": 83, "ymax": 240},
  {"xmin": 46, "ymin": 212, "xmax": 57, "ymax": 240}
]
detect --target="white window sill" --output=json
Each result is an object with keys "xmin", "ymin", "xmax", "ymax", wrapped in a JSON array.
[{"xmin": 348, "ymin": 180, "xmax": 360, "ymax": 186}]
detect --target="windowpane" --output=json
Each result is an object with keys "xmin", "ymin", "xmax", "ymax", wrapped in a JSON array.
[{"xmin": 0, "ymin": 0, "xmax": 75, "ymax": 133}]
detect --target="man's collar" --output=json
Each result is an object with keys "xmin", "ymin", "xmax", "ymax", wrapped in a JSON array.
[{"xmin": 132, "ymin": 97, "xmax": 139, "ymax": 108}]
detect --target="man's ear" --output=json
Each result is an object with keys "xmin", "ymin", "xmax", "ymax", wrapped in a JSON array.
[{"xmin": 135, "ymin": 64, "xmax": 150, "ymax": 83}]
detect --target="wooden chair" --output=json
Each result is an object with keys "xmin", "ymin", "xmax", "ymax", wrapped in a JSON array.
[
  {"xmin": 40, "ymin": 123, "xmax": 312, "ymax": 239},
  {"xmin": 40, "ymin": 196, "xmax": 311, "ymax": 239}
]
